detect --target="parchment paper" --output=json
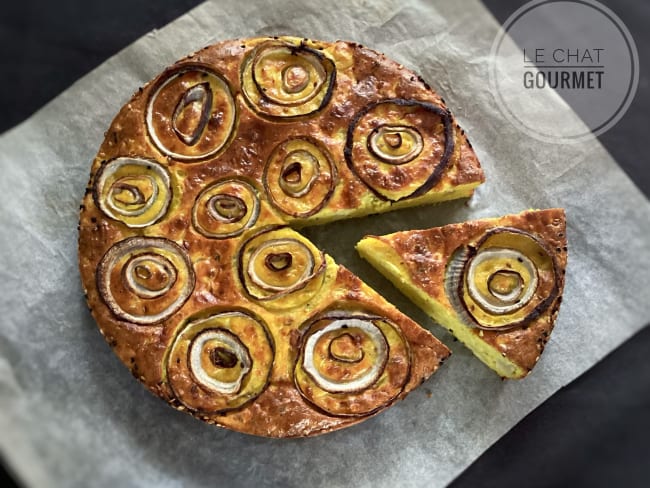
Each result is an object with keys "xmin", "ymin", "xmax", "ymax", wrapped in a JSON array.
[{"xmin": 1, "ymin": 1, "xmax": 649, "ymax": 487}]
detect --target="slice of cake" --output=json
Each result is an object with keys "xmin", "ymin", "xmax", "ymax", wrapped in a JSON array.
[{"xmin": 356, "ymin": 209, "xmax": 567, "ymax": 378}]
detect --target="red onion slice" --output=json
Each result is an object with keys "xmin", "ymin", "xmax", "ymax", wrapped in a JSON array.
[
  {"xmin": 241, "ymin": 40, "xmax": 335, "ymax": 118},
  {"xmin": 146, "ymin": 67, "xmax": 236, "ymax": 161},
  {"xmin": 192, "ymin": 180, "xmax": 260, "ymax": 239},
  {"xmin": 238, "ymin": 227, "xmax": 326, "ymax": 304},
  {"xmin": 446, "ymin": 227, "xmax": 560, "ymax": 330},
  {"xmin": 345, "ymin": 99, "xmax": 454, "ymax": 202},
  {"xmin": 166, "ymin": 311, "xmax": 274, "ymax": 413},
  {"xmin": 97, "ymin": 237, "xmax": 194, "ymax": 325},
  {"xmin": 294, "ymin": 312, "xmax": 411, "ymax": 417},
  {"xmin": 252, "ymin": 45, "xmax": 326, "ymax": 106},
  {"xmin": 263, "ymin": 137, "xmax": 336, "ymax": 218},
  {"xmin": 94, "ymin": 158, "xmax": 171, "ymax": 228}
]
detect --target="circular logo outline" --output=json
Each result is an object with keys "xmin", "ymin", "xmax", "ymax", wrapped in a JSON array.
[{"xmin": 489, "ymin": 0, "xmax": 639, "ymax": 144}]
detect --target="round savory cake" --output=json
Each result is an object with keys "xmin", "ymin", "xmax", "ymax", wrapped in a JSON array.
[{"xmin": 78, "ymin": 36, "xmax": 484, "ymax": 437}]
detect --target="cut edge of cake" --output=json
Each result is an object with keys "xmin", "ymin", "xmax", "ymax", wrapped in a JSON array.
[{"xmin": 356, "ymin": 209, "xmax": 567, "ymax": 379}]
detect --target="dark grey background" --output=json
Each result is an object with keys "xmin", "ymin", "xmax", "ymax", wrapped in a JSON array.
[{"xmin": 0, "ymin": 1, "xmax": 648, "ymax": 487}]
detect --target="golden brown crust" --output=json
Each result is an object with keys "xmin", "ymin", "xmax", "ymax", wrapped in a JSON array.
[
  {"xmin": 77, "ymin": 36, "xmax": 474, "ymax": 437},
  {"xmin": 87, "ymin": 37, "xmax": 482, "ymax": 213},
  {"xmin": 369, "ymin": 209, "xmax": 567, "ymax": 374}
]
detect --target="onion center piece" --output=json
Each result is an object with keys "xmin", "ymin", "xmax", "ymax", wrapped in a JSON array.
[
  {"xmin": 328, "ymin": 333, "xmax": 364, "ymax": 363},
  {"xmin": 488, "ymin": 270, "xmax": 523, "ymax": 301},
  {"xmin": 279, "ymin": 150, "xmax": 319, "ymax": 197},
  {"xmin": 282, "ymin": 65, "xmax": 310, "ymax": 93},
  {"xmin": 265, "ymin": 252, "xmax": 293, "ymax": 271},
  {"xmin": 368, "ymin": 125, "xmax": 424, "ymax": 165},
  {"xmin": 247, "ymin": 238, "xmax": 314, "ymax": 292},
  {"xmin": 111, "ymin": 179, "xmax": 150, "ymax": 207},
  {"xmin": 208, "ymin": 194, "xmax": 247, "ymax": 223},
  {"xmin": 190, "ymin": 329, "xmax": 252, "ymax": 395},
  {"xmin": 172, "ymin": 82, "xmax": 213, "ymax": 146},
  {"xmin": 466, "ymin": 248, "xmax": 538, "ymax": 315},
  {"xmin": 209, "ymin": 346, "xmax": 239, "ymax": 369},
  {"xmin": 123, "ymin": 254, "xmax": 178, "ymax": 299}
]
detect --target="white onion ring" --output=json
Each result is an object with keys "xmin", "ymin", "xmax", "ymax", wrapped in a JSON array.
[
  {"xmin": 192, "ymin": 180, "xmax": 260, "ymax": 239},
  {"xmin": 466, "ymin": 248, "xmax": 538, "ymax": 315},
  {"xmin": 122, "ymin": 253, "xmax": 177, "ymax": 299},
  {"xmin": 189, "ymin": 329, "xmax": 251, "ymax": 395},
  {"xmin": 302, "ymin": 318, "xmax": 388, "ymax": 393},
  {"xmin": 247, "ymin": 238, "xmax": 314, "ymax": 292}
]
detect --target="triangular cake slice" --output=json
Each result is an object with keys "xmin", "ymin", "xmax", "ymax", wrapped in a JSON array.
[{"xmin": 356, "ymin": 209, "xmax": 567, "ymax": 378}]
